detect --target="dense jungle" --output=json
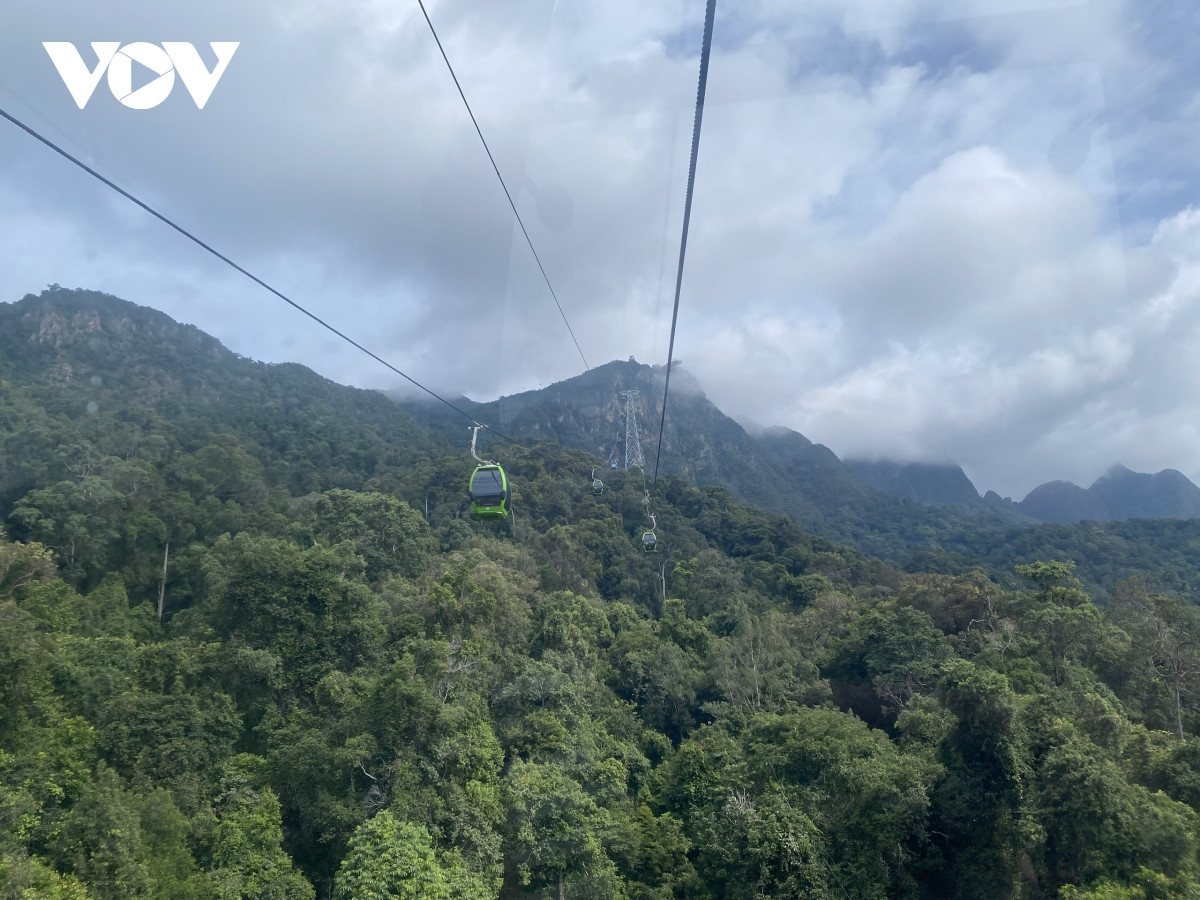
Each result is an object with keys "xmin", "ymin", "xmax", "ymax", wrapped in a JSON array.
[{"xmin": 5, "ymin": 289, "xmax": 1200, "ymax": 899}]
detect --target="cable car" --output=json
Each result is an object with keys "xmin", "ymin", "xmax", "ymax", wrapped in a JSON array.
[
  {"xmin": 593, "ymin": 479, "xmax": 604, "ymax": 495},
  {"xmin": 641, "ymin": 512, "xmax": 659, "ymax": 552},
  {"xmin": 609, "ymin": 459, "xmax": 618, "ymax": 470},
  {"xmin": 469, "ymin": 464, "xmax": 510, "ymax": 519}
]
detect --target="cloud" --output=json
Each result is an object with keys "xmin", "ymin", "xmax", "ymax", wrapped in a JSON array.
[
  {"xmin": 1, "ymin": 0, "xmax": 1199, "ymax": 499},
  {"xmin": 690, "ymin": 139, "xmax": 1190, "ymax": 497}
]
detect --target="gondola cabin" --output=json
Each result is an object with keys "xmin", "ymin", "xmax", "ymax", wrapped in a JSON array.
[
  {"xmin": 609, "ymin": 459, "xmax": 618, "ymax": 470},
  {"xmin": 469, "ymin": 464, "xmax": 511, "ymax": 519},
  {"xmin": 592, "ymin": 479, "xmax": 604, "ymax": 495},
  {"xmin": 642, "ymin": 531, "xmax": 658, "ymax": 552}
]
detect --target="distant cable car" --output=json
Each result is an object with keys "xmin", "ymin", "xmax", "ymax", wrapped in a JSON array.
[
  {"xmin": 609, "ymin": 459, "xmax": 619, "ymax": 470},
  {"xmin": 469, "ymin": 464, "xmax": 510, "ymax": 519}
]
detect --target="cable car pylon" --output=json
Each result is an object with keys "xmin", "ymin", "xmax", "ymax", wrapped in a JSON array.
[{"xmin": 620, "ymin": 390, "xmax": 645, "ymax": 471}]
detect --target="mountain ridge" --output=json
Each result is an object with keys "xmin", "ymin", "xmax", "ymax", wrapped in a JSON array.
[
  {"xmin": 8, "ymin": 287, "xmax": 1200, "ymax": 597},
  {"xmin": 0, "ymin": 286, "xmax": 447, "ymax": 504},
  {"xmin": 393, "ymin": 358, "xmax": 1037, "ymax": 557},
  {"xmin": 398, "ymin": 357, "xmax": 1200, "ymax": 532}
]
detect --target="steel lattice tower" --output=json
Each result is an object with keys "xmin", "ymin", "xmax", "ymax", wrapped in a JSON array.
[{"xmin": 620, "ymin": 390, "xmax": 645, "ymax": 470}]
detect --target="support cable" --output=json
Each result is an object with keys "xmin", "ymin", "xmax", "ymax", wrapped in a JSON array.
[
  {"xmin": 652, "ymin": 0, "xmax": 716, "ymax": 486},
  {"xmin": 415, "ymin": 0, "xmax": 591, "ymax": 372}
]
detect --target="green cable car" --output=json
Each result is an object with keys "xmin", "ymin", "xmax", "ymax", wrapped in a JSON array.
[
  {"xmin": 642, "ymin": 512, "xmax": 658, "ymax": 552},
  {"xmin": 467, "ymin": 425, "xmax": 510, "ymax": 520},
  {"xmin": 469, "ymin": 464, "xmax": 511, "ymax": 519}
]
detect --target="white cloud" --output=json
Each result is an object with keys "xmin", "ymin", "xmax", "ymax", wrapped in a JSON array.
[{"xmin": 2, "ymin": 0, "xmax": 1199, "ymax": 499}]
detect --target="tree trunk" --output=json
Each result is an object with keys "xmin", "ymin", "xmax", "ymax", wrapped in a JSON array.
[
  {"xmin": 558, "ymin": 872, "xmax": 565, "ymax": 900},
  {"xmin": 1175, "ymin": 670, "xmax": 1185, "ymax": 741},
  {"xmin": 157, "ymin": 541, "xmax": 170, "ymax": 621}
]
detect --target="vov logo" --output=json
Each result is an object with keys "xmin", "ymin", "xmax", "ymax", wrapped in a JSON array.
[{"xmin": 43, "ymin": 42, "xmax": 239, "ymax": 110}]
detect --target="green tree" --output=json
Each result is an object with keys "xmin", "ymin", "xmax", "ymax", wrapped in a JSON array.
[
  {"xmin": 206, "ymin": 757, "xmax": 315, "ymax": 900},
  {"xmin": 0, "ymin": 536, "xmax": 55, "ymax": 599},
  {"xmin": 710, "ymin": 609, "xmax": 827, "ymax": 722},
  {"xmin": 0, "ymin": 852, "xmax": 94, "ymax": 899},
  {"xmin": 306, "ymin": 490, "xmax": 433, "ymax": 581},
  {"xmin": 201, "ymin": 533, "xmax": 384, "ymax": 691},
  {"xmin": 52, "ymin": 766, "xmax": 150, "ymax": 900},
  {"xmin": 1109, "ymin": 580, "xmax": 1200, "ymax": 740},
  {"xmin": 826, "ymin": 602, "xmax": 951, "ymax": 726},
  {"xmin": 1015, "ymin": 562, "xmax": 1108, "ymax": 687},
  {"xmin": 503, "ymin": 760, "xmax": 620, "ymax": 900},
  {"xmin": 11, "ymin": 477, "xmax": 125, "ymax": 585},
  {"xmin": 332, "ymin": 811, "xmax": 492, "ymax": 900},
  {"xmin": 920, "ymin": 659, "xmax": 1026, "ymax": 899},
  {"xmin": 743, "ymin": 709, "xmax": 937, "ymax": 898}
]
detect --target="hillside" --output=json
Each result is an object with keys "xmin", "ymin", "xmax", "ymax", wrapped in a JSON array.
[
  {"xmin": 8, "ymin": 287, "xmax": 1200, "ymax": 898},
  {"xmin": 7, "ymin": 287, "xmax": 1200, "ymax": 898},
  {"xmin": 0, "ymin": 287, "xmax": 446, "ymax": 510},
  {"xmin": 6, "ymin": 288, "xmax": 1199, "ymax": 598},
  {"xmin": 845, "ymin": 459, "xmax": 992, "ymax": 509}
]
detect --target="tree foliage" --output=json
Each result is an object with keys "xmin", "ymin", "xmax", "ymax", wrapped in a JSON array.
[{"xmin": 5, "ymin": 288, "xmax": 1200, "ymax": 898}]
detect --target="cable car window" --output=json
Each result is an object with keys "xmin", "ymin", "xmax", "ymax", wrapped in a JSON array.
[{"xmin": 471, "ymin": 468, "xmax": 505, "ymax": 500}]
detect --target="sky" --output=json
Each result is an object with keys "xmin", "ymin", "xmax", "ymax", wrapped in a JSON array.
[{"xmin": 2, "ymin": 0, "xmax": 1199, "ymax": 500}]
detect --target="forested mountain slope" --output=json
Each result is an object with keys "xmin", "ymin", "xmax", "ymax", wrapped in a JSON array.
[
  {"xmin": 845, "ymin": 458, "xmax": 992, "ymax": 509},
  {"xmin": 0, "ymin": 287, "xmax": 445, "ymax": 511},
  {"xmin": 7, "ymin": 287, "xmax": 1200, "ymax": 899}
]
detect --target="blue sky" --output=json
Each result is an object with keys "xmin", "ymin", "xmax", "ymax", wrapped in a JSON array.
[{"xmin": 1, "ymin": 0, "xmax": 1198, "ymax": 499}]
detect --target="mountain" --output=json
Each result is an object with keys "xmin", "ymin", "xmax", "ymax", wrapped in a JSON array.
[
  {"xmin": 398, "ymin": 358, "xmax": 815, "ymax": 506},
  {"xmin": 820, "ymin": 457, "xmax": 1200, "ymax": 527},
  {"xmin": 1016, "ymin": 480, "xmax": 1101, "ymax": 523},
  {"xmin": 14, "ymin": 295, "xmax": 1200, "ymax": 899},
  {"xmin": 844, "ymin": 459, "xmax": 985, "ymax": 508},
  {"xmin": 395, "ymin": 359, "xmax": 1033, "ymax": 558},
  {"xmin": 1015, "ymin": 464, "xmax": 1200, "ymax": 524},
  {"xmin": 10, "ymin": 287, "xmax": 1200, "ymax": 599},
  {"xmin": 396, "ymin": 359, "xmax": 1200, "ymax": 587},
  {"xmin": 11, "ymin": 290, "xmax": 1194, "ymax": 542},
  {"xmin": 0, "ymin": 286, "xmax": 446, "ymax": 507}
]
